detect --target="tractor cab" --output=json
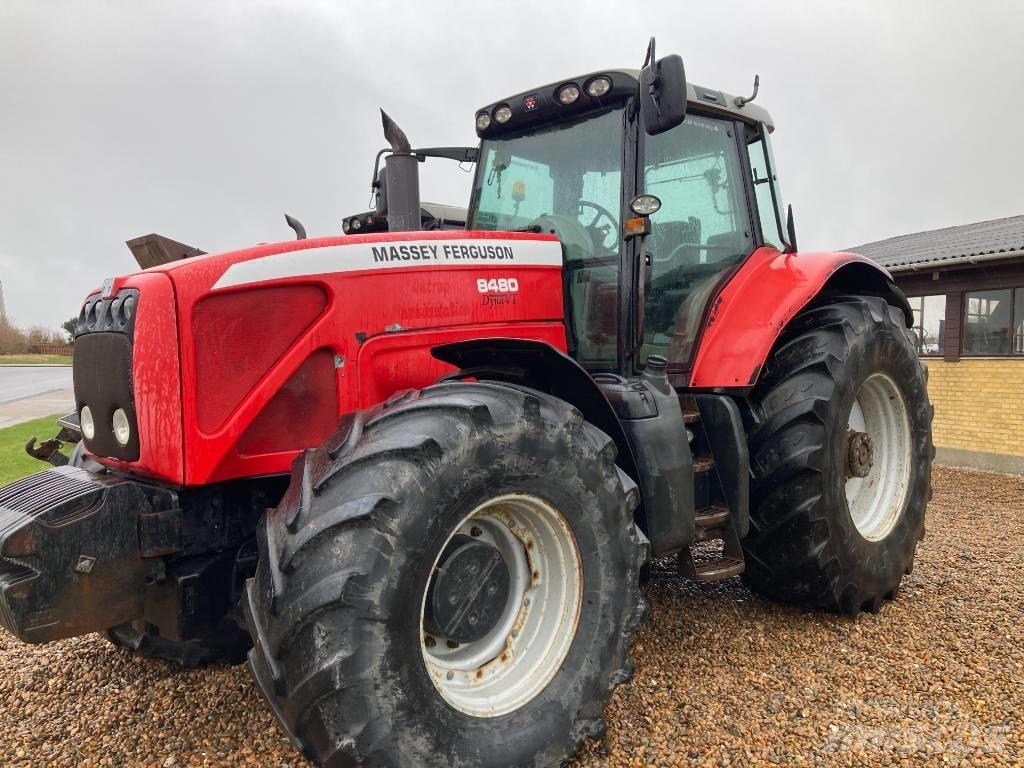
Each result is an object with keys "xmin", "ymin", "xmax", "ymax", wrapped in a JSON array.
[{"xmin": 467, "ymin": 63, "xmax": 789, "ymax": 376}]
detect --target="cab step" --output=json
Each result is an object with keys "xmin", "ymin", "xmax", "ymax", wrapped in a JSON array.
[
  {"xmin": 679, "ymin": 504, "xmax": 745, "ymax": 582},
  {"xmin": 693, "ymin": 456, "xmax": 715, "ymax": 473}
]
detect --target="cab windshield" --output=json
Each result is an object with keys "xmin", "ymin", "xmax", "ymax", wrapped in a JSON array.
[{"xmin": 469, "ymin": 108, "xmax": 625, "ymax": 368}]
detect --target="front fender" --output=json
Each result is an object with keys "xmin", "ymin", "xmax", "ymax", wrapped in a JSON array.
[{"xmin": 689, "ymin": 247, "xmax": 909, "ymax": 389}]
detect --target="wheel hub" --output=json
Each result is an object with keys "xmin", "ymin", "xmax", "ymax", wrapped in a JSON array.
[
  {"xmin": 846, "ymin": 430, "xmax": 874, "ymax": 478},
  {"xmin": 845, "ymin": 373, "xmax": 913, "ymax": 541},
  {"xmin": 420, "ymin": 495, "xmax": 583, "ymax": 718},
  {"xmin": 424, "ymin": 535, "xmax": 510, "ymax": 644}
]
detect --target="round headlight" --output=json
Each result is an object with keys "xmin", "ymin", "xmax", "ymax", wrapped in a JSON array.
[
  {"xmin": 351, "ymin": 218, "xmax": 361, "ymax": 230},
  {"xmin": 493, "ymin": 105, "xmax": 512, "ymax": 124},
  {"xmin": 629, "ymin": 194, "xmax": 663, "ymax": 216},
  {"xmin": 475, "ymin": 112, "xmax": 491, "ymax": 131},
  {"xmin": 342, "ymin": 220, "xmax": 350, "ymax": 233},
  {"xmin": 557, "ymin": 84, "xmax": 580, "ymax": 105},
  {"xmin": 112, "ymin": 408, "xmax": 131, "ymax": 446},
  {"xmin": 586, "ymin": 76, "xmax": 612, "ymax": 98},
  {"xmin": 81, "ymin": 406, "xmax": 95, "ymax": 440}
]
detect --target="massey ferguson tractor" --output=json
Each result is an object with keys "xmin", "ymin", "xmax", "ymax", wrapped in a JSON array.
[{"xmin": 0, "ymin": 41, "xmax": 931, "ymax": 767}]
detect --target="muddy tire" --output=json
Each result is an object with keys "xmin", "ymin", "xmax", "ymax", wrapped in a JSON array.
[
  {"xmin": 742, "ymin": 295, "xmax": 932, "ymax": 615},
  {"xmin": 244, "ymin": 381, "xmax": 647, "ymax": 768},
  {"xmin": 104, "ymin": 618, "xmax": 251, "ymax": 667}
]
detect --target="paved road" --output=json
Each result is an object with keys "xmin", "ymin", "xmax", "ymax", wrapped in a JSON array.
[
  {"xmin": 0, "ymin": 367, "xmax": 73, "ymax": 404},
  {"xmin": 0, "ymin": 367, "xmax": 75, "ymax": 428}
]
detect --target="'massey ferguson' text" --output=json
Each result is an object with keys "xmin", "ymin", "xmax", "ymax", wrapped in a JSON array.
[{"xmin": 371, "ymin": 244, "xmax": 516, "ymax": 262}]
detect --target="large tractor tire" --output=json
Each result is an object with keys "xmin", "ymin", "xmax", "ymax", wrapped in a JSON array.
[
  {"xmin": 742, "ymin": 295, "xmax": 933, "ymax": 615},
  {"xmin": 67, "ymin": 444, "xmax": 252, "ymax": 667},
  {"xmin": 244, "ymin": 381, "xmax": 647, "ymax": 768}
]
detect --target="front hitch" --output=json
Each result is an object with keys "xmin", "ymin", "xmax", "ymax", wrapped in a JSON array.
[
  {"xmin": 0, "ymin": 466, "xmax": 179, "ymax": 643},
  {"xmin": 24, "ymin": 416, "xmax": 83, "ymax": 468},
  {"xmin": 24, "ymin": 436, "xmax": 70, "ymax": 467}
]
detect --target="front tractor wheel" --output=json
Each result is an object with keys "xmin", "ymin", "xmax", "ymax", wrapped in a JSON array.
[
  {"xmin": 742, "ymin": 295, "xmax": 933, "ymax": 615},
  {"xmin": 244, "ymin": 382, "xmax": 647, "ymax": 768}
]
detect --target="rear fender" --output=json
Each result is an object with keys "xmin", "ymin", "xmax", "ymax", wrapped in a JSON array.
[{"xmin": 689, "ymin": 248, "xmax": 911, "ymax": 389}]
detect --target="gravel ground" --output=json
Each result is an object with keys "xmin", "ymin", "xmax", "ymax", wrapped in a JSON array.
[{"xmin": 1, "ymin": 465, "xmax": 1021, "ymax": 767}]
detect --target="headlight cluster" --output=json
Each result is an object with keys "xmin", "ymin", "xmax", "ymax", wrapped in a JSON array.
[{"xmin": 79, "ymin": 405, "xmax": 132, "ymax": 446}]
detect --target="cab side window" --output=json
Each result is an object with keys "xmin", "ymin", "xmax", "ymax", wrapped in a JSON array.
[{"xmin": 746, "ymin": 128, "xmax": 786, "ymax": 250}]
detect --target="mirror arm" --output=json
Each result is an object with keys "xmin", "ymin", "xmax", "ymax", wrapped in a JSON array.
[{"xmin": 785, "ymin": 204, "xmax": 798, "ymax": 254}]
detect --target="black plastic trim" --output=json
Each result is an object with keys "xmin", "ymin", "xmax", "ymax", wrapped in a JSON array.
[{"xmin": 694, "ymin": 394, "xmax": 749, "ymax": 537}]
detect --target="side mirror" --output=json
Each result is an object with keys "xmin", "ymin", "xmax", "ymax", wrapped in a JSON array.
[
  {"xmin": 641, "ymin": 54, "xmax": 687, "ymax": 135},
  {"xmin": 785, "ymin": 204, "xmax": 798, "ymax": 253},
  {"xmin": 374, "ymin": 169, "xmax": 388, "ymax": 216}
]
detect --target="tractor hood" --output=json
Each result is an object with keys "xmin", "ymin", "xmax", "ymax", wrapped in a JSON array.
[{"xmin": 74, "ymin": 231, "xmax": 566, "ymax": 486}]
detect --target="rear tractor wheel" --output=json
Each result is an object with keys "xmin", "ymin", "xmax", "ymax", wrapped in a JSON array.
[
  {"xmin": 742, "ymin": 295, "xmax": 933, "ymax": 615},
  {"xmin": 244, "ymin": 382, "xmax": 647, "ymax": 767}
]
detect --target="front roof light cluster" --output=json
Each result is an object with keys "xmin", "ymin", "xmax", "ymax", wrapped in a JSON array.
[{"xmin": 474, "ymin": 73, "xmax": 616, "ymax": 135}]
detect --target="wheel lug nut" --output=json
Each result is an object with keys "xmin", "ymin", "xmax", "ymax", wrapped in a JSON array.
[{"xmin": 470, "ymin": 526, "xmax": 482, "ymax": 537}]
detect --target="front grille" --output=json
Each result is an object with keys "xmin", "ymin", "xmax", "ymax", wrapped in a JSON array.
[{"xmin": 73, "ymin": 288, "xmax": 141, "ymax": 462}]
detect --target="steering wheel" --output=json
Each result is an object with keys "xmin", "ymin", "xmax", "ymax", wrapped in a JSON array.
[
  {"xmin": 529, "ymin": 214, "xmax": 596, "ymax": 261},
  {"xmin": 578, "ymin": 200, "xmax": 618, "ymax": 251}
]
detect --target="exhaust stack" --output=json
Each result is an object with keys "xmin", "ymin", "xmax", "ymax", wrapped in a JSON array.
[{"xmin": 380, "ymin": 110, "xmax": 421, "ymax": 232}]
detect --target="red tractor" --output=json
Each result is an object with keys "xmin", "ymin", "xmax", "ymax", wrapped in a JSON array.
[{"xmin": 1, "ymin": 42, "xmax": 931, "ymax": 767}]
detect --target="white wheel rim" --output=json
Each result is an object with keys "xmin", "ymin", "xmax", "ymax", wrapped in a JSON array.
[
  {"xmin": 420, "ymin": 493, "xmax": 582, "ymax": 718},
  {"xmin": 845, "ymin": 372, "xmax": 913, "ymax": 541}
]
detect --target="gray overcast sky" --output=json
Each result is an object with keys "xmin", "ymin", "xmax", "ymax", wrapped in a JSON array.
[{"xmin": 1, "ymin": 0, "xmax": 1021, "ymax": 329}]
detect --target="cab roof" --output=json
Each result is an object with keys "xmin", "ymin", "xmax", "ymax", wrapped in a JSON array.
[{"xmin": 475, "ymin": 68, "xmax": 774, "ymax": 139}]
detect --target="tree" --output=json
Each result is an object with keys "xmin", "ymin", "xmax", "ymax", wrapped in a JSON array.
[
  {"xmin": 62, "ymin": 317, "xmax": 78, "ymax": 344},
  {"xmin": 26, "ymin": 325, "xmax": 62, "ymax": 346},
  {"xmin": 0, "ymin": 319, "xmax": 29, "ymax": 355}
]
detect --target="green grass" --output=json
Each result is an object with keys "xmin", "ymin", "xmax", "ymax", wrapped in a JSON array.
[
  {"xmin": 0, "ymin": 414, "xmax": 66, "ymax": 485},
  {"xmin": 0, "ymin": 354, "xmax": 72, "ymax": 365}
]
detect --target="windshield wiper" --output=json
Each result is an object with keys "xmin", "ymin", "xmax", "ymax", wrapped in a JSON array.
[{"xmin": 512, "ymin": 224, "xmax": 542, "ymax": 233}]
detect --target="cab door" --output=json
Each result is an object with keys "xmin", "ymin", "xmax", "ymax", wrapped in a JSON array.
[{"xmin": 638, "ymin": 115, "xmax": 756, "ymax": 372}]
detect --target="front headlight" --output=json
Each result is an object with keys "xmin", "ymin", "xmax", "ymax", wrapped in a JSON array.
[
  {"xmin": 112, "ymin": 408, "xmax": 131, "ymax": 446},
  {"xmin": 80, "ymin": 406, "xmax": 95, "ymax": 440}
]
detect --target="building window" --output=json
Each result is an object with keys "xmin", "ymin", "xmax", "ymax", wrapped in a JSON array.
[
  {"xmin": 907, "ymin": 294, "xmax": 946, "ymax": 356},
  {"xmin": 1016, "ymin": 290, "xmax": 1024, "ymax": 354},
  {"xmin": 962, "ymin": 288, "xmax": 1022, "ymax": 356}
]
